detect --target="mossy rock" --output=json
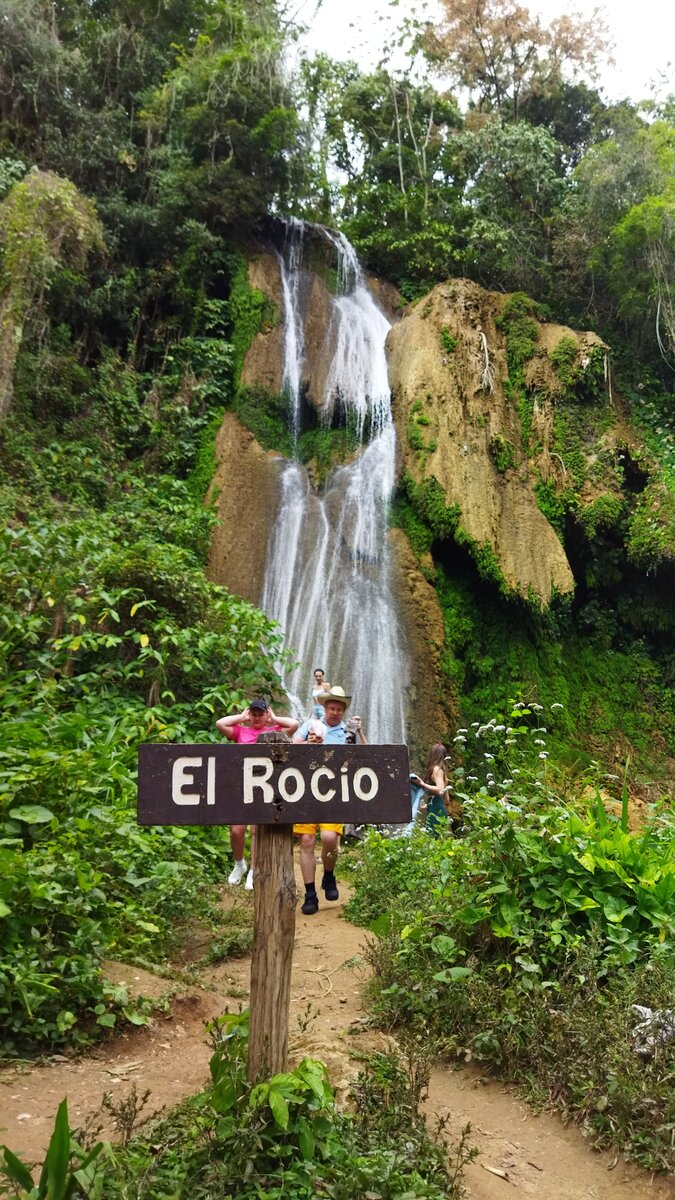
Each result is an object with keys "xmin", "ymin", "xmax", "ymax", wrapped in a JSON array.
[
  {"xmin": 232, "ymin": 387, "xmax": 292, "ymax": 457},
  {"xmin": 577, "ymin": 493, "xmax": 625, "ymax": 539},
  {"xmin": 626, "ymin": 481, "xmax": 675, "ymax": 570},
  {"xmin": 496, "ymin": 292, "xmax": 540, "ymax": 373}
]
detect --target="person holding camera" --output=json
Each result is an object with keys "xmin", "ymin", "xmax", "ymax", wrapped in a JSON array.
[
  {"xmin": 345, "ymin": 713, "xmax": 367, "ymax": 745},
  {"xmin": 292, "ymin": 686, "xmax": 366, "ymax": 913}
]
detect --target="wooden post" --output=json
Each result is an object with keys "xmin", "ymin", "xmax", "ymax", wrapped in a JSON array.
[
  {"xmin": 137, "ymin": 733, "xmax": 411, "ymax": 1086},
  {"xmin": 247, "ymin": 822, "xmax": 297, "ymax": 1083}
]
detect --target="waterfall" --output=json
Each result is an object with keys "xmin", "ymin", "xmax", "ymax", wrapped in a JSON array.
[{"xmin": 260, "ymin": 222, "xmax": 409, "ymax": 743}]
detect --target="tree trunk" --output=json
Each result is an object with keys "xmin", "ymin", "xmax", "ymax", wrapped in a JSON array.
[{"xmin": 247, "ymin": 823, "xmax": 297, "ymax": 1083}]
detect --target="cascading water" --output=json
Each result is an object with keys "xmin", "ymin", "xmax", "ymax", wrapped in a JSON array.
[{"xmin": 260, "ymin": 221, "xmax": 409, "ymax": 743}]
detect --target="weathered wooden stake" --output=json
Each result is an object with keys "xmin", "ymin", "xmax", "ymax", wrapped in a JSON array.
[{"xmin": 247, "ymin": 821, "xmax": 297, "ymax": 1083}]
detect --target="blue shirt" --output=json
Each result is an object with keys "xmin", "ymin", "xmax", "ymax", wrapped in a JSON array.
[{"xmin": 297, "ymin": 720, "xmax": 346, "ymax": 744}]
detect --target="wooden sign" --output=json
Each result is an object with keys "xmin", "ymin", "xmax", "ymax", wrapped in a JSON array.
[{"xmin": 138, "ymin": 742, "xmax": 411, "ymax": 826}]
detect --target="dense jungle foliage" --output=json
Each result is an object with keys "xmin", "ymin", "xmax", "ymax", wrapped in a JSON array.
[{"xmin": 0, "ymin": 0, "xmax": 673, "ymax": 1190}]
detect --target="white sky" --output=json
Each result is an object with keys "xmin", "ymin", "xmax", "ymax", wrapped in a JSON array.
[{"xmin": 295, "ymin": 0, "xmax": 674, "ymax": 104}]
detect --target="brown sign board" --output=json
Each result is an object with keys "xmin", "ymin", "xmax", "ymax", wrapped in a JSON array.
[{"xmin": 138, "ymin": 743, "xmax": 411, "ymax": 826}]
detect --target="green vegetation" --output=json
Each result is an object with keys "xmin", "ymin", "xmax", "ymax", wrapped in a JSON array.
[
  {"xmin": 0, "ymin": 194, "xmax": 292, "ymax": 1055},
  {"xmin": 626, "ymin": 481, "xmax": 675, "ymax": 570},
  {"xmin": 298, "ymin": 425, "xmax": 359, "ymax": 488},
  {"xmin": 550, "ymin": 338, "xmax": 608, "ymax": 405},
  {"xmin": 229, "ymin": 255, "xmax": 279, "ymax": 383},
  {"xmin": 0, "ymin": 7, "xmax": 673, "ymax": 1194},
  {"xmin": 233, "ymin": 386, "xmax": 293, "ymax": 456},
  {"xmin": 496, "ymin": 293, "xmax": 540, "ymax": 373},
  {"xmin": 346, "ymin": 732, "xmax": 675, "ymax": 1172},
  {"xmin": 534, "ymin": 479, "xmax": 572, "ymax": 534},
  {"xmin": 0, "ymin": 434, "xmax": 288, "ymax": 1055},
  {"xmin": 549, "ymin": 334, "xmax": 579, "ymax": 380},
  {"xmin": 577, "ymin": 492, "xmax": 625, "ymax": 538},
  {"xmin": 407, "ymin": 399, "xmax": 438, "ymax": 463},
  {"xmin": 433, "ymin": 558, "xmax": 675, "ymax": 771},
  {"xmin": 1, "ymin": 1018, "xmax": 473, "ymax": 1199},
  {"xmin": 489, "ymin": 433, "xmax": 516, "ymax": 473},
  {"xmin": 393, "ymin": 473, "xmax": 460, "ymax": 562}
]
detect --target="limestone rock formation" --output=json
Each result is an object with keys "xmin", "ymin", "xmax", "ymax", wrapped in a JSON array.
[
  {"xmin": 241, "ymin": 248, "xmax": 403, "ymax": 417},
  {"xmin": 242, "ymin": 252, "xmax": 284, "ymax": 397},
  {"xmin": 207, "ymin": 412, "xmax": 282, "ymax": 604},
  {"xmin": 241, "ymin": 250, "xmax": 336, "ymax": 413},
  {"xmin": 387, "ymin": 279, "xmax": 604, "ymax": 603},
  {"xmin": 388, "ymin": 528, "xmax": 451, "ymax": 759}
]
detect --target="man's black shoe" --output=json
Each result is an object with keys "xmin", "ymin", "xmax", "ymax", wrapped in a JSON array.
[
  {"xmin": 321, "ymin": 872, "xmax": 339, "ymax": 901},
  {"xmin": 301, "ymin": 891, "xmax": 319, "ymax": 915}
]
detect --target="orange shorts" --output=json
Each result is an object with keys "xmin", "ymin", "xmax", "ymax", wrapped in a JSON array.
[{"xmin": 293, "ymin": 823, "xmax": 343, "ymax": 836}]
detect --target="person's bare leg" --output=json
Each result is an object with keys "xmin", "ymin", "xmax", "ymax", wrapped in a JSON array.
[
  {"xmin": 228, "ymin": 825, "xmax": 248, "ymax": 885},
  {"xmin": 299, "ymin": 833, "xmax": 317, "ymax": 884},
  {"xmin": 230, "ymin": 825, "xmax": 246, "ymax": 861},
  {"xmin": 320, "ymin": 830, "xmax": 338, "ymax": 873}
]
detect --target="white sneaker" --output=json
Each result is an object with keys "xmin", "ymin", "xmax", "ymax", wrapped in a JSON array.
[
  {"xmin": 245, "ymin": 868, "xmax": 254, "ymax": 891},
  {"xmin": 227, "ymin": 860, "xmax": 247, "ymax": 886}
]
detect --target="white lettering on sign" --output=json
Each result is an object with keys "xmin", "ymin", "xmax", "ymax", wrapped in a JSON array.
[
  {"xmin": 207, "ymin": 755, "xmax": 216, "ymax": 805},
  {"xmin": 243, "ymin": 757, "xmax": 274, "ymax": 804},
  {"xmin": 340, "ymin": 764, "xmax": 350, "ymax": 803},
  {"xmin": 353, "ymin": 767, "xmax": 378, "ymax": 801},
  {"xmin": 311, "ymin": 767, "xmax": 336, "ymax": 802},
  {"xmin": 172, "ymin": 757, "xmax": 203, "ymax": 805},
  {"xmin": 278, "ymin": 768, "xmax": 305, "ymax": 803}
]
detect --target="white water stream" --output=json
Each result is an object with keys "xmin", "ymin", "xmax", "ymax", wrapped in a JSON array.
[{"xmin": 260, "ymin": 221, "xmax": 409, "ymax": 742}]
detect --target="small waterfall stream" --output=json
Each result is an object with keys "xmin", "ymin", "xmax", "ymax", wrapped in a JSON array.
[{"xmin": 260, "ymin": 221, "xmax": 409, "ymax": 743}]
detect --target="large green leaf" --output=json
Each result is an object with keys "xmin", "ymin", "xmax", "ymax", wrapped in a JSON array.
[
  {"xmin": 268, "ymin": 1086, "xmax": 289, "ymax": 1130},
  {"xmin": 9, "ymin": 805, "xmax": 54, "ymax": 824}
]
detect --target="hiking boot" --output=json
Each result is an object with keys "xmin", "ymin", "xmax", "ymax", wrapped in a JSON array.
[
  {"xmin": 227, "ymin": 859, "xmax": 247, "ymax": 886},
  {"xmin": 321, "ymin": 872, "xmax": 339, "ymax": 901},
  {"xmin": 301, "ymin": 891, "xmax": 319, "ymax": 915},
  {"xmin": 245, "ymin": 868, "xmax": 254, "ymax": 891}
]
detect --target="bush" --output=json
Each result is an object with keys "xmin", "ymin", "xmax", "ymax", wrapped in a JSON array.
[
  {"xmin": 346, "ymin": 737, "xmax": 675, "ymax": 1171},
  {"xmin": 0, "ymin": 1016, "xmax": 474, "ymax": 1199},
  {"xmin": 0, "ymin": 375, "xmax": 292, "ymax": 1056}
]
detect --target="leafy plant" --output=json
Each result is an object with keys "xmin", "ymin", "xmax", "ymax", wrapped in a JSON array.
[
  {"xmin": 346, "ymin": 743, "xmax": 675, "ymax": 1171},
  {"xmin": 0, "ymin": 1015, "xmax": 472, "ymax": 1199},
  {"xmin": 0, "ymin": 1098, "xmax": 104, "ymax": 1199}
]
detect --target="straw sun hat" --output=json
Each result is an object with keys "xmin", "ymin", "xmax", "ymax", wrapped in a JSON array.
[{"xmin": 317, "ymin": 686, "xmax": 351, "ymax": 707}]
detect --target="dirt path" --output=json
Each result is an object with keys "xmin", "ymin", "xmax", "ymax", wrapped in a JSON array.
[{"xmin": 2, "ymin": 862, "xmax": 673, "ymax": 1199}]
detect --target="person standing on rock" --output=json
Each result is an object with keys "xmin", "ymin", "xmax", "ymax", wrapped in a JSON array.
[
  {"xmin": 216, "ymin": 699, "xmax": 299, "ymax": 889},
  {"xmin": 293, "ymin": 689, "xmax": 354, "ymax": 914}
]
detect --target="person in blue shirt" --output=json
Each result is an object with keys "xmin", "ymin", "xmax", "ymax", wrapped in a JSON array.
[
  {"xmin": 295, "ymin": 685, "xmax": 350, "ymax": 743},
  {"xmin": 293, "ymin": 686, "xmax": 363, "ymax": 914}
]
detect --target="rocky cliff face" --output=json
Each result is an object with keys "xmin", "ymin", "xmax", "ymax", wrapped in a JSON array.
[
  {"xmin": 207, "ymin": 411, "xmax": 282, "ymax": 604},
  {"xmin": 386, "ymin": 279, "xmax": 616, "ymax": 604},
  {"xmin": 241, "ymin": 248, "xmax": 402, "ymax": 415}
]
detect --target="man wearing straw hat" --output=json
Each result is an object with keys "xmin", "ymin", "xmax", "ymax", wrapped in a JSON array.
[{"xmin": 293, "ymin": 687, "xmax": 356, "ymax": 914}]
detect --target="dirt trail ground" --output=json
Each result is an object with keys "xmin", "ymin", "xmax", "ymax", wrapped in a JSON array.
[{"xmin": 1, "ymin": 861, "xmax": 673, "ymax": 1199}]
